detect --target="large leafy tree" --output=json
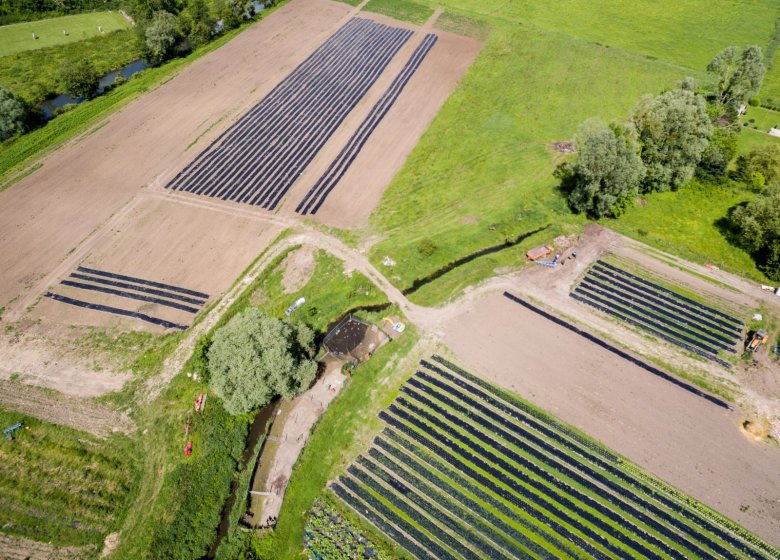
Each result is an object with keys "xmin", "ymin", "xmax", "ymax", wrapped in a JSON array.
[
  {"xmin": 59, "ymin": 58, "xmax": 99, "ymax": 99},
  {"xmin": 731, "ymin": 189, "xmax": 780, "ymax": 280},
  {"xmin": 208, "ymin": 308, "xmax": 318, "ymax": 415},
  {"xmin": 0, "ymin": 86, "xmax": 31, "ymax": 140},
  {"xmin": 632, "ymin": 86, "xmax": 712, "ymax": 192},
  {"xmin": 556, "ymin": 118, "xmax": 645, "ymax": 218},
  {"xmin": 145, "ymin": 10, "xmax": 179, "ymax": 62},
  {"xmin": 707, "ymin": 45, "xmax": 765, "ymax": 107}
]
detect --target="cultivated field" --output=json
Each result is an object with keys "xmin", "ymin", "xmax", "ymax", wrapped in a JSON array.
[
  {"xmin": 0, "ymin": 0, "xmax": 351, "ymax": 312},
  {"xmin": 0, "ymin": 12, "xmax": 129, "ymax": 57},
  {"xmin": 334, "ymin": 356, "xmax": 779, "ymax": 559},
  {"xmin": 0, "ymin": 407, "xmax": 138, "ymax": 548},
  {"xmin": 442, "ymin": 290, "xmax": 780, "ymax": 542}
]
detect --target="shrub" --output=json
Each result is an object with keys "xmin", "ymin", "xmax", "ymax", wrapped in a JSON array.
[
  {"xmin": 416, "ymin": 238, "xmax": 437, "ymax": 257},
  {"xmin": 748, "ymin": 97, "xmax": 760, "ymax": 107}
]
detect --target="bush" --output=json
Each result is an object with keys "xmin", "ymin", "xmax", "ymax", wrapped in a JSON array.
[
  {"xmin": 416, "ymin": 238, "xmax": 438, "ymax": 257},
  {"xmin": 59, "ymin": 58, "xmax": 99, "ymax": 99},
  {"xmin": 731, "ymin": 189, "xmax": 780, "ymax": 280},
  {"xmin": 208, "ymin": 308, "xmax": 317, "ymax": 415},
  {"xmin": 0, "ymin": 86, "xmax": 31, "ymax": 140},
  {"xmin": 748, "ymin": 97, "xmax": 760, "ymax": 107}
]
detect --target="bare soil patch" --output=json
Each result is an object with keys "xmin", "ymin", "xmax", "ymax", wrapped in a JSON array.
[
  {"xmin": 281, "ymin": 245, "xmax": 316, "ymax": 294},
  {"xmin": 0, "ymin": 379, "xmax": 133, "ymax": 437},
  {"xmin": 30, "ymin": 196, "xmax": 281, "ymax": 332},
  {"xmin": 442, "ymin": 290, "xmax": 780, "ymax": 544},
  {"xmin": 0, "ymin": 0, "xmax": 351, "ymax": 312},
  {"xmin": 0, "ymin": 534, "xmax": 94, "ymax": 560},
  {"xmin": 281, "ymin": 23, "xmax": 482, "ymax": 228}
]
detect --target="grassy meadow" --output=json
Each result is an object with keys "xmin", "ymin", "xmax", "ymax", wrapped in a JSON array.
[
  {"xmin": 368, "ymin": 23, "xmax": 695, "ymax": 303},
  {"xmin": 363, "ymin": 0, "xmax": 434, "ymax": 25},
  {"xmin": 359, "ymin": 0, "xmax": 780, "ymax": 304},
  {"xmin": 0, "ymin": 11, "xmax": 129, "ymax": 57}
]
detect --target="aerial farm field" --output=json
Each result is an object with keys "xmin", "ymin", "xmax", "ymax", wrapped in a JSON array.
[{"xmin": 1, "ymin": 0, "xmax": 780, "ymax": 558}]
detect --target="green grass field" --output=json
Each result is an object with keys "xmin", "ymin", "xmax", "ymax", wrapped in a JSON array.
[
  {"xmin": 0, "ymin": 28, "xmax": 141, "ymax": 104},
  {"xmin": 417, "ymin": 0, "xmax": 779, "ymax": 70},
  {"xmin": 0, "ymin": 407, "xmax": 139, "ymax": 548},
  {"xmin": 760, "ymin": 49, "xmax": 780, "ymax": 106},
  {"xmin": 363, "ymin": 0, "xmax": 434, "ymax": 25},
  {"xmin": 0, "ymin": 12, "xmax": 129, "ymax": 57},
  {"xmin": 736, "ymin": 126, "xmax": 780, "ymax": 154},
  {"xmin": 742, "ymin": 105, "xmax": 780, "ymax": 132},
  {"xmin": 367, "ymin": 23, "xmax": 693, "ymax": 304}
]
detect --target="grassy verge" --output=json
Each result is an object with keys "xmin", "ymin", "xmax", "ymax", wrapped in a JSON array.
[
  {"xmin": 0, "ymin": 12, "xmax": 129, "ymax": 58},
  {"xmin": 0, "ymin": 407, "xmax": 139, "ymax": 550},
  {"xmin": 362, "ymin": 0, "xmax": 434, "ymax": 25},
  {"xmin": 604, "ymin": 179, "xmax": 768, "ymax": 284},
  {"xmin": 742, "ymin": 105, "xmax": 780, "ymax": 133},
  {"xmin": 251, "ymin": 326, "xmax": 420, "ymax": 559},
  {"xmin": 0, "ymin": 28, "xmax": 140, "ymax": 104}
]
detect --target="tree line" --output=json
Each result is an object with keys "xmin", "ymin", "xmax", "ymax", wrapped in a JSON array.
[
  {"xmin": 556, "ymin": 45, "xmax": 780, "ymax": 280},
  {"xmin": 0, "ymin": 0, "xmax": 120, "ymax": 25}
]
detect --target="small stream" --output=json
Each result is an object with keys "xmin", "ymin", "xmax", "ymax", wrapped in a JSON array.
[
  {"xmin": 207, "ymin": 400, "xmax": 279, "ymax": 558},
  {"xmin": 40, "ymin": 58, "xmax": 149, "ymax": 120}
]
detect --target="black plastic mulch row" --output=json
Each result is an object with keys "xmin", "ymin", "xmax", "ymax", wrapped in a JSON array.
[
  {"xmin": 595, "ymin": 261, "xmax": 743, "ymax": 328},
  {"xmin": 296, "ymin": 33, "xmax": 438, "ymax": 215},
  {"xmin": 503, "ymin": 291, "xmax": 733, "ymax": 407},
  {"xmin": 407, "ymin": 374, "xmax": 721, "ymax": 560},
  {"xmin": 396, "ymin": 392, "xmax": 667, "ymax": 560},
  {"xmin": 348, "ymin": 462, "xmax": 501, "ymax": 560},
  {"xmin": 330, "ymin": 482, "xmax": 436, "ymax": 560},
  {"xmin": 366, "ymin": 446, "xmax": 543, "ymax": 560},
  {"xmin": 376, "ymin": 432, "xmax": 569, "ymax": 560},
  {"xmin": 580, "ymin": 276, "xmax": 736, "ymax": 350},
  {"xmin": 77, "ymin": 266, "xmax": 209, "ymax": 299},
  {"xmin": 338, "ymin": 476, "xmax": 459, "ymax": 560},
  {"xmin": 70, "ymin": 273, "xmax": 206, "ymax": 306},
  {"xmin": 44, "ymin": 293, "xmax": 188, "ymax": 330},
  {"xmin": 380, "ymin": 410, "xmax": 608, "ymax": 560},
  {"xmin": 574, "ymin": 284, "xmax": 731, "ymax": 354},
  {"xmin": 426, "ymin": 356, "xmax": 774, "ymax": 560},
  {"xmin": 588, "ymin": 269, "xmax": 740, "ymax": 340},
  {"xmin": 61, "ymin": 280, "xmax": 200, "ymax": 314},
  {"xmin": 570, "ymin": 290, "xmax": 734, "ymax": 369}
]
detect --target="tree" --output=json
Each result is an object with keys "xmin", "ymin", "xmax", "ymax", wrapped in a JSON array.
[
  {"xmin": 145, "ymin": 10, "xmax": 179, "ymax": 62},
  {"xmin": 208, "ymin": 308, "xmax": 318, "ymax": 415},
  {"xmin": 179, "ymin": 0, "xmax": 213, "ymax": 47},
  {"xmin": 557, "ymin": 118, "xmax": 645, "ymax": 218},
  {"xmin": 731, "ymin": 188, "xmax": 780, "ymax": 280},
  {"xmin": 697, "ymin": 126, "xmax": 738, "ymax": 177},
  {"xmin": 707, "ymin": 45, "xmax": 766, "ymax": 107},
  {"xmin": 734, "ymin": 144, "xmax": 780, "ymax": 187},
  {"xmin": 632, "ymin": 87, "xmax": 712, "ymax": 192},
  {"xmin": 59, "ymin": 59, "xmax": 98, "ymax": 99},
  {"xmin": 0, "ymin": 86, "xmax": 30, "ymax": 140}
]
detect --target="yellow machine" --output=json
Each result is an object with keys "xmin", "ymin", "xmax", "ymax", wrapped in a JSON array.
[{"xmin": 747, "ymin": 329, "xmax": 769, "ymax": 353}]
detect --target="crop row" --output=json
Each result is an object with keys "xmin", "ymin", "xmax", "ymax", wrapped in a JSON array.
[
  {"xmin": 579, "ymin": 276, "xmax": 735, "ymax": 349},
  {"xmin": 594, "ymin": 261, "xmax": 742, "ymax": 329},
  {"xmin": 407, "ymin": 373, "xmax": 733, "ymax": 559},
  {"xmin": 423, "ymin": 356, "xmax": 776, "ymax": 560},
  {"xmin": 572, "ymin": 285, "xmax": 728, "ymax": 356},
  {"xmin": 588, "ymin": 268, "xmax": 738, "ymax": 340},
  {"xmin": 296, "ymin": 33, "xmax": 438, "ymax": 215},
  {"xmin": 167, "ymin": 18, "xmax": 412, "ymax": 209}
]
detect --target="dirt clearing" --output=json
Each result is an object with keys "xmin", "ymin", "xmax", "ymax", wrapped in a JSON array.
[
  {"xmin": 282, "ymin": 245, "xmax": 316, "ymax": 294},
  {"xmin": 443, "ymin": 290, "xmax": 780, "ymax": 544},
  {"xmin": 30, "ymin": 196, "xmax": 282, "ymax": 332}
]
